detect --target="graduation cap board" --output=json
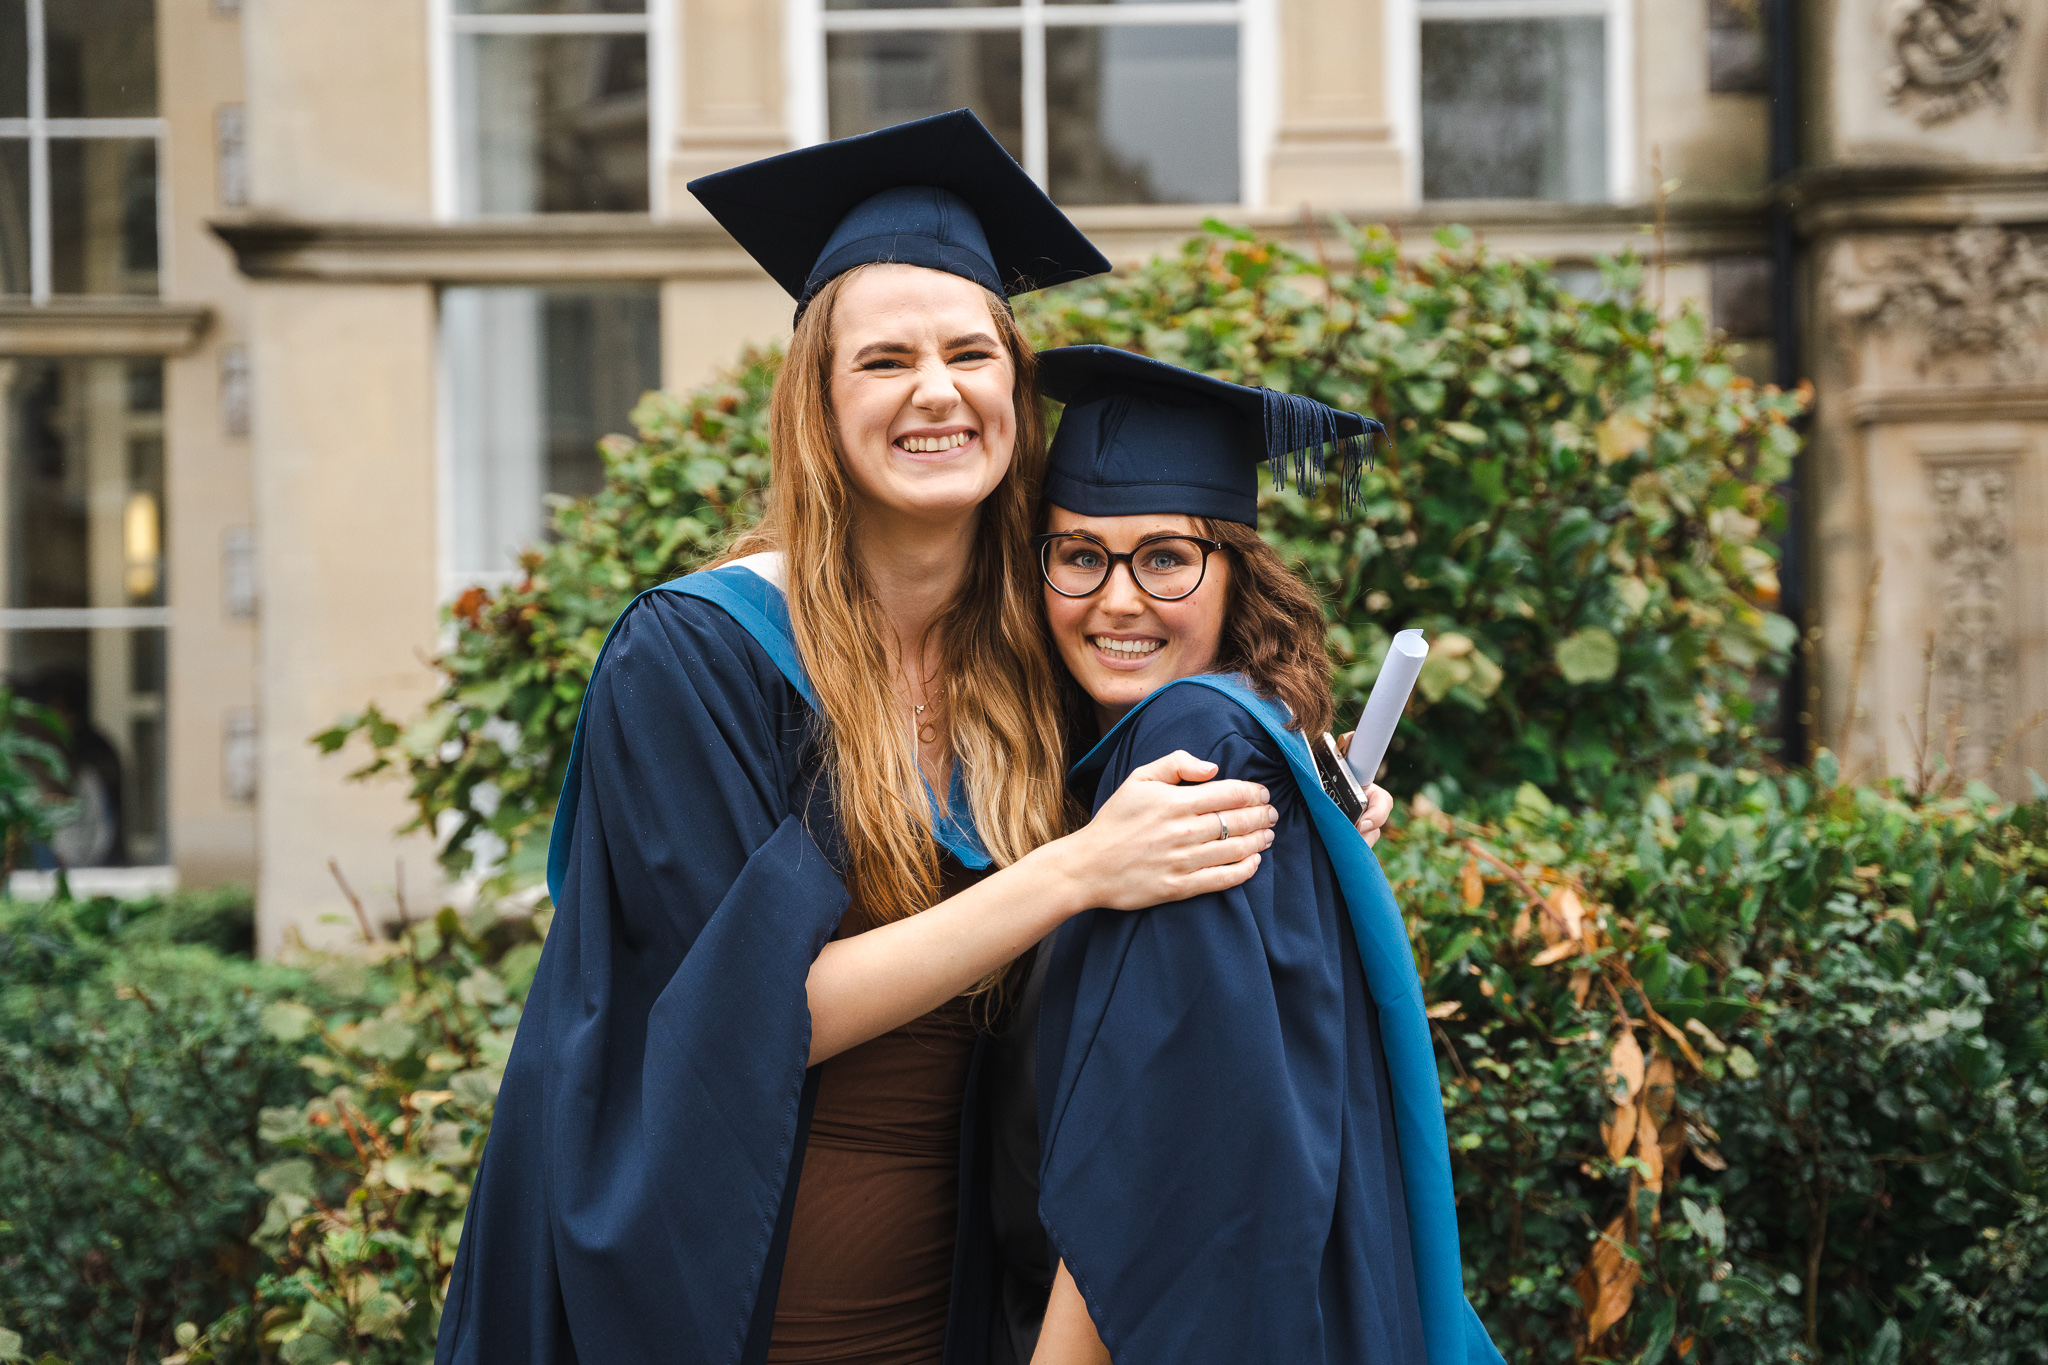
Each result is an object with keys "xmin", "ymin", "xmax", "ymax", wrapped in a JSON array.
[
  {"xmin": 1038, "ymin": 344, "xmax": 1385, "ymax": 527},
  {"xmin": 687, "ymin": 110, "xmax": 1112, "ymax": 320}
]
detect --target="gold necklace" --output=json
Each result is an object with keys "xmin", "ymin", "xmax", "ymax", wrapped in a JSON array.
[{"xmin": 913, "ymin": 698, "xmax": 938, "ymax": 745}]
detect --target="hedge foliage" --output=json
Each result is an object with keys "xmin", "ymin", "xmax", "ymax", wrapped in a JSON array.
[
  {"xmin": 0, "ymin": 890, "xmax": 300, "ymax": 1365},
  {"xmin": 12, "ymin": 772, "xmax": 2042, "ymax": 1365},
  {"xmin": 1384, "ymin": 766, "xmax": 2048, "ymax": 1363},
  {"xmin": 317, "ymin": 225, "xmax": 1803, "ymax": 886}
]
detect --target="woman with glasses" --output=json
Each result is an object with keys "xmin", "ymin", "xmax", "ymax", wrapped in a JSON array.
[
  {"xmin": 1004, "ymin": 346, "xmax": 1504, "ymax": 1365},
  {"xmin": 436, "ymin": 117, "xmax": 1299, "ymax": 1365}
]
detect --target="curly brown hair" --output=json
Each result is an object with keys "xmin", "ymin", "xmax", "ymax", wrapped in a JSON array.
[{"xmin": 1203, "ymin": 518, "xmax": 1334, "ymax": 738}]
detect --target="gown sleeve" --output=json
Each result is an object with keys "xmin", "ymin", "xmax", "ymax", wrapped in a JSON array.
[
  {"xmin": 1035, "ymin": 687, "xmax": 1426, "ymax": 1365},
  {"xmin": 436, "ymin": 589, "xmax": 853, "ymax": 1365}
]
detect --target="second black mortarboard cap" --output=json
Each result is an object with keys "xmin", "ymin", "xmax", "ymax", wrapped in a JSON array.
[
  {"xmin": 1039, "ymin": 345, "xmax": 1384, "ymax": 525},
  {"xmin": 687, "ymin": 110, "xmax": 1111, "ymax": 319}
]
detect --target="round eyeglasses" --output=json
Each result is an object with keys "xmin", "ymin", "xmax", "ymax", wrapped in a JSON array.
[{"xmin": 1034, "ymin": 531, "xmax": 1226, "ymax": 602}]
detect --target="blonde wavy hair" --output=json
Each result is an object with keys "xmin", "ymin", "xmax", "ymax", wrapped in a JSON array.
[{"xmin": 722, "ymin": 264, "xmax": 1073, "ymax": 936}]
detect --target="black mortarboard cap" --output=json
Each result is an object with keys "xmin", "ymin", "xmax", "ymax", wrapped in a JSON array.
[
  {"xmin": 1039, "ymin": 345, "xmax": 1383, "ymax": 525},
  {"xmin": 687, "ymin": 110, "xmax": 1111, "ymax": 320}
]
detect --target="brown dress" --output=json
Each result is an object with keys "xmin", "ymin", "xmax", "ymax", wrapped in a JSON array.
[{"xmin": 767, "ymin": 865, "xmax": 986, "ymax": 1365}]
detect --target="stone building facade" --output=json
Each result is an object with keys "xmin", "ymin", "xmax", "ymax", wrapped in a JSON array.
[{"xmin": 0, "ymin": 0, "xmax": 2038, "ymax": 949}]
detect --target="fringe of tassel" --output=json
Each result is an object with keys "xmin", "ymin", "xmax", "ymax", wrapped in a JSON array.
[{"xmin": 1260, "ymin": 389, "xmax": 1383, "ymax": 511}]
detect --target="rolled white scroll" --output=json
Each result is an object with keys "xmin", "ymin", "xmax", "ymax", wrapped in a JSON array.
[{"xmin": 1344, "ymin": 628, "xmax": 1429, "ymax": 787}]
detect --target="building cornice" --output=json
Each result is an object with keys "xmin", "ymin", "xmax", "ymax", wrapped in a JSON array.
[
  {"xmin": 1787, "ymin": 162, "xmax": 2048, "ymax": 236},
  {"xmin": 211, "ymin": 198, "xmax": 1775, "ymax": 287},
  {"xmin": 1841, "ymin": 381, "xmax": 2048, "ymax": 427},
  {"xmin": 0, "ymin": 299, "xmax": 213, "ymax": 355}
]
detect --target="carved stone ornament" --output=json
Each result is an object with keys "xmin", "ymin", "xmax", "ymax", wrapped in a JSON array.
[
  {"xmin": 1928, "ymin": 460, "xmax": 2014, "ymax": 782},
  {"xmin": 1885, "ymin": 0, "xmax": 2020, "ymax": 125},
  {"xmin": 1834, "ymin": 226, "xmax": 2048, "ymax": 380}
]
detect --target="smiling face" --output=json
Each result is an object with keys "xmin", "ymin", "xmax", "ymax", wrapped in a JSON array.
[
  {"xmin": 826, "ymin": 264, "xmax": 1018, "ymax": 536},
  {"xmin": 1042, "ymin": 505, "xmax": 1232, "ymax": 733}
]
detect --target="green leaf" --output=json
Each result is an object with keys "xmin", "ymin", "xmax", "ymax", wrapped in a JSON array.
[
  {"xmin": 1442, "ymin": 421, "xmax": 1489, "ymax": 447},
  {"xmin": 260, "ymin": 1000, "xmax": 317, "ymax": 1042},
  {"xmin": 1866, "ymin": 1319, "xmax": 1902, "ymax": 1365},
  {"xmin": 1666, "ymin": 311, "xmax": 1705, "ymax": 357},
  {"xmin": 1681, "ymin": 1197, "xmax": 1728, "ymax": 1254},
  {"xmin": 0, "ymin": 1327, "xmax": 22, "ymax": 1363},
  {"xmin": 256, "ymin": 1159, "xmax": 317, "ymax": 1200},
  {"xmin": 1727, "ymin": 1045, "xmax": 1758, "ymax": 1079},
  {"xmin": 1554, "ymin": 627, "xmax": 1620, "ymax": 684},
  {"xmin": 354, "ymin": 1015, "xmax": 419, "ymax": 1060}
]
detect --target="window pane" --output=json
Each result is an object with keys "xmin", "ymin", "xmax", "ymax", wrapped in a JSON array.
[
  {"xmin": 0, "ymin": 140, "xmax": 28, "ymax": 294},
  {"xmin": 3, "ymin": 356, "xmax": 166, "ymax": 612},
  {"xmin": 1421, "ymin": 17, "xmax": 1605, "ymax": 202},
  {"xmin": 0, "ymin": 0, "xmax": 26, "ymax": 118},
  {"xmin": 45, "ymin": 0, "xmax": 158, "ymax": 118},
  {"xmin": 456, "ymin": 33, "xmax": 649, "ymax": 214},
  {"xmin": 51, "ymin": 137, "xmax": 159, "ymax": 296},
  {"xmin": 1047, "ymin": 26, "xmax": 1237, "ymax": 205},
  {"xmin": 457, "ymin": 0, "xmax": 644, "ymax": 12},
  {"xmin": 3, "ymin": 627, "xmax": 167, "ymax": 866},
  {"xmin": 442, "ymin": 286, "xmax": 659, "ymax": 579},
  {"xmin": 827, "ymin": 31, "xmax": 1023, "ymax": 157}
]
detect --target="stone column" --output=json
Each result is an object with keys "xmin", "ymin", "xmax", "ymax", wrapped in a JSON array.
[
  {"xmin": 1800, "ymin": 0, "xmax": 2048, "ymax": 798},
  {"xmin": 1266, "ymin": 0, "xmax": 1407, "ymax": 209},
  {"xmin": 664, "ymin": 0, "xmax": 790, "ymax": 219}
]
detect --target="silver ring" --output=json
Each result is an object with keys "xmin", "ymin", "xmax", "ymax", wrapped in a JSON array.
[{"xmin": 1216, "ymin": 812, "xmax": 1230, "ymax": 840}]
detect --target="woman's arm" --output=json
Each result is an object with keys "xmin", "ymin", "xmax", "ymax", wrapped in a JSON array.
[
  {"xmin": 806, "ymin": 748, "xmax": 1276, "ymax": 1064},
  {"xmin": 1032, "ymin": 1262, "xmax": 1109, "ymax": 1365}
]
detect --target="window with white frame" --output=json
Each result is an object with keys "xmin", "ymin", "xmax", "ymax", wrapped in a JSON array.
[
  {"xmin": 795, "ymin": 0, "xmax": 1257, "ymax": 207},
  {"xmin": 440, "ymin": 285, "xmax": 660, "ymax": 587},
  {"xmin": 434, "ymin": 0, "xmax": 658, "ymax": 217},
  {"xmin": 0, "ymin": 0, "xmax": 164, "ymax": 301},
  {"xmin": 1411, "ymin": 0, "xmax": 1632, "ymax": 203}
]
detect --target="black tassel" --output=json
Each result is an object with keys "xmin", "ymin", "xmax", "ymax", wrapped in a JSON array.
[{"xmin": 1259, "ymin": 388, "xmax": 1383, "ymax": 512}]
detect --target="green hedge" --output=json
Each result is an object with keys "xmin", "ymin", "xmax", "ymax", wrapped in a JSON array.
[
  {"xmin": 0, "ymin": 890, "xmax": 305, "ymax": 1365},
  {"xmin": 6, "ymin": 787, "xmax": 2043, "ymax": 1364}
]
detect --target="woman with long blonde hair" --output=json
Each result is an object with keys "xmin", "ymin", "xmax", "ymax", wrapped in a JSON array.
[{"xmin": 437, "ymin": 113, "xmax": 1289, "ymax": 1365}]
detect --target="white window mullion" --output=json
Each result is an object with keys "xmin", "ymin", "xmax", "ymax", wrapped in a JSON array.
[
  {"xmin": 428, "ymin": 0, "xmax": 457, "ymax": 220},
  {"xmin": 786, "ymin": 0, "xmax": 827, "ymax": 147},
  {"xmin": 27, "ymin": 0, "xmax": 48, "ymax": 302},
  {"xmin": 1021, "ymin": 0, "xmax": 1047, "ymax": 187},
  {"xmin": 1605, "ymin": 0, "xmax": 1634, "ymax": 202},
  {"xmin": 649, "ymin": 0, "xmax": 676, "ymax": 215},
  {"xmin": 1238, "ymin": 0, "xmax": 1271, "ymax": 208}
]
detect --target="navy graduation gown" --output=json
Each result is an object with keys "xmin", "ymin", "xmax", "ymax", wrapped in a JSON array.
[
  {"xmin": 436, "ymin": 564, "xmax": 997, "ymax": 1365},
  {"xmin": 1037, "ymin": 677, "xmax": 1502, "ymax": 1365}
]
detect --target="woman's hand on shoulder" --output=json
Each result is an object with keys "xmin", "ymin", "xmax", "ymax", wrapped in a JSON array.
[{"xmin": 1042, "ymin": 750, "xmax": 1277, "ymax": 914}]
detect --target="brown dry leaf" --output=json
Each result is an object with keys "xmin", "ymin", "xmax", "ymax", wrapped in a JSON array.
[
  {"xmin": 1659, "ymin": 1117, "xmax": 1688, "ymax": 1172},
  {"xmin": 1602, "ymin": 1100, "xmax": 1637, "ymax": 1161},
  {"xmin": 1686, "ymin": 1116, "xmax": 1728, "ymax": 1170},
  {"xmin": 1684, "ymin": 1017, "xmax": 1729, "ymax": 1054},
  {"xmin": 1551, "ymin": 886, "xmax": 1587, "ymax": 940},
  {"xmin": 1425, "ymin": 1000, "xmax": 1462, "ymax": 1020},
  {"xmin": 1596, "ymin": 413, "xmax": 1650, "ymax": 465},
  {"xmin": 1648, "ymin": 1010, "xmax": 1709, "ymax": 1073},
  {"xmin": 1574, "ymin": 1215, "xmax": 1641, "ymax": 1342},
  {"xmin": 1635, "ymin": 1104, "xmax": 1665, "ymax": 1194},
  {"xmin": 1641, "ymin": 1056, "xmax": 1677, "ymax": 1129},
  {"xmin": 1607, "ymin": 1029, "xmax": 1647, "ymax": 1102},
  {"xmin": 1530, "ymin": 940, "xmax": 1579, "ymax": 967},
  {"xmin": 1459, "ymin": 859, "xmax": 1484, "ymax": 908},
  {"xmin": 1569, "ymin": 968, "xmax": 1592, "ymax": 1007},
  {"xmin": 1511, "ymin": 902, "xmax": 1533, "ymax": 941}
]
